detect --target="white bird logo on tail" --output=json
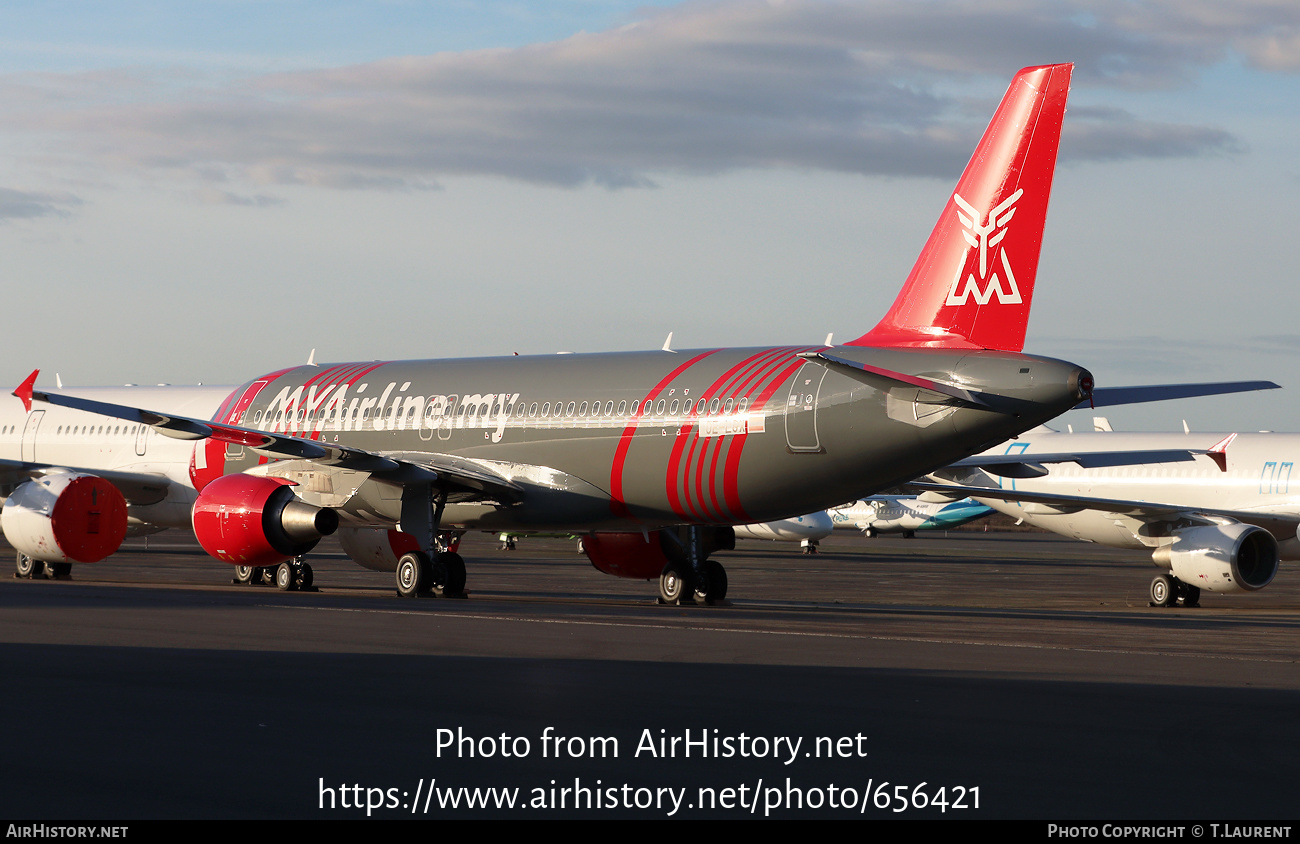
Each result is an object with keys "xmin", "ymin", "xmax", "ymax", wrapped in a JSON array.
[{"xmin": 946, "ymin": 188, "xmax": 1024, "ymax": 306}]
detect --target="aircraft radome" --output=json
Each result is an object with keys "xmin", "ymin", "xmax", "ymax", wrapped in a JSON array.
[
  {"xmin": 0, "ymin": 63, "xmax": 1268, "ymax": 604},
  {"xmin": 731, "ymin": 512, "xmax": 834, "ymax": 554}
]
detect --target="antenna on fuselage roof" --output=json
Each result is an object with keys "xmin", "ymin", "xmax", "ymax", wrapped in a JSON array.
[
  {"xmin": 307, "ymin": 349, "xmax": 317, "ymax": 366},
  {"xmin": 662, "ymin": 332, "xmax": 676, "ymax": 354}
]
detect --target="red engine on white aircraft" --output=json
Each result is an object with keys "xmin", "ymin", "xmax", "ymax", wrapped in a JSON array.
[
  {"xmin": 1153, "ymin": 524, "xmax": 1279, "ymax": 593},
  {"xmin": 336, "ymin": 527, "xmax": 421, "ymax": 572},
  {"xmin": 191, "ymin": 474, "xmax": 339, "ymax": 566},
  {"xmin": 0, "ymin": 473, "xmax": 129, "ymax": 563}
]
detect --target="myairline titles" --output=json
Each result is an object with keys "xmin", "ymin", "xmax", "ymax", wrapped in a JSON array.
[{"xmin": 256, "ymin": 379, "xmax": 767, "ymax": 443}]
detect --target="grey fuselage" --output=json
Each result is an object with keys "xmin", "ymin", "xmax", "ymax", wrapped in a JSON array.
[{"xmin": 205, "ymin": 344, "xmax": 1089, "ymax": 533}]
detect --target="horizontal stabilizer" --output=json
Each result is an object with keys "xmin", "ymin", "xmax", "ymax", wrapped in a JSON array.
[
  {"xmin": 795, "ymin": 351, "xmax": 1046, "ymax": 414},
  {"xmin": 1079, "ymin": 381, "xmax": 1279, "ymax": 409}
]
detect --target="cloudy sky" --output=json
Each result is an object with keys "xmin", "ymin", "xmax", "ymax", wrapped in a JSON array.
[{"xmin": 2, "ymin": 0, "xmax": 1297, "ymax": 432}]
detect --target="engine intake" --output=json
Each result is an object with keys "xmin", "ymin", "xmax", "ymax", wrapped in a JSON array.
[
  {"xmin": 0, "ymin": 474, "xmax": 128, "ymax": 563},
  {"xmin": 1152, "ymin": 523, "xmax": 1278, "ymax": 593}
]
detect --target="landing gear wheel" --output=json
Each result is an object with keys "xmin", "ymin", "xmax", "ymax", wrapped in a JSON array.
[
  {"xmin": 261, "ymin": 568, "xmax": 276, "ymax": 586},
  {"xmin": 693, "ymin": 559, "xmax": 728, "ymax": 605},
  {"xmin": 431, "ymin": 552, "xmax": 466, "ymax": 597},
  {"xmin": 47, "ymin": 562, "xmax": 71, "ymax": 579},
  {"xmin": 658, "ymin": 563, "xmax": 692, "ymax": 605},
  {"xmin": 396, "ymin": 551, "xmax": 430, "ymax": 598},
  {"xmin": 903, "ymin": 530, "xmax": 916, "ymax": 539},
  {"xmin": 276, "ymin": 561, "xmax": 297, "ymax": 592},
  {"xmin": 863, "ymin": 527, "xmax": 877, "ymax": 538},
  {"xmin": 299, "ymin": 563, "xmax": 314, "ymax": 591},
  {"xmin": 15, "ymin": 553, "xmax": 42, "ymax": 579},
  {"xmin": 234, "ymin": 565, "xmax": 257, "ymax": 585},
  {"xmin": 576, "ymin": 538, "xmax": 586, "ymax": 555},
  {"xmin": 1175, "ymin": 580, "xmax": 1201, "ymax": 608},
  {"xmin": 1149, "ymin": 574, "xmax": 1175, "ymax": 607}
]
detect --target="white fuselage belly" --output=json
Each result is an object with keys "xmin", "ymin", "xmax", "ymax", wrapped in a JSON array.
[{"xmin": 957, "ymin": 431, "xmax": 1300, "ymax": 557}]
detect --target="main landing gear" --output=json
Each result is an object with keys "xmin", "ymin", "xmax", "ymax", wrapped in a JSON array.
[
  {"xmin": 395, "ymin": 546, "xmax": 467, "ymax": 598},
  {"xmin": 657, "ymin": 526, "xmax": 732, "ymax": 606},
  {"xmin": 14, "ymin": 553, "xmax": 71, "ymax": 580},
  {"xmin": 1149, "ymin": 573, "xmax": 1201, "ymax": 608},
  {"xmin": 393, "ymin": 484, "xmax": 468, "ymax": 599},
  {"xmin": 233, "ymin": 558, "xmax": 315, "ymax": 592}
]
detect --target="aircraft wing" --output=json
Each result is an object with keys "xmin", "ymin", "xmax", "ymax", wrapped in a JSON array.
[
  {"xmin": 0, "ymin": 458, "xmax": 170, "ymax": 505},
  {"xmin": 907, "ymin": 480, "xmax": 1300, "ymax": 536},
  {"xmin": 949, "ymin": 448, "xmax": 1204, "ymax": 478},
  {"xmin": 14, "ymin": 371, "xmax": 523, "ymax": 503}
]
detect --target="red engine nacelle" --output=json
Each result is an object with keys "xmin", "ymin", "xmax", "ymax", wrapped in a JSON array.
[
  {"xmin": 191, "ymin": 473, "xmax": 339, "ymax": 566},
  {"xmin": 0, "ymin": 473, "xmax": 128, "ymax": 563},
  {"xmin": 582, "ymin": 532, "xmax": 670, "ymax": 580},
  {"xmin": 336, "ymin": 527, "xmax": 422, "ymax": 572}
]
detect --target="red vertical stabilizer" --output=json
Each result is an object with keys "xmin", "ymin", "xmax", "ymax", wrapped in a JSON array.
[{"xmin": 848, "ymin": 63, "xmax": 1072, "ymax": 353}]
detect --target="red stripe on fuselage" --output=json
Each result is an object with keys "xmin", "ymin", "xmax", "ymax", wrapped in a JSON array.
[
  {"xmin": 721, "ymin": 355, "xmax": 808, "ymax": 521},
  {"xmin": 693, "ymin": 348, "xmax": 792, "ymax": 521},
  {"xmin": 662, "ymin": 348, "xmax": 783, "ymax": 521},
  {"xmin": 679, "ymin": 348, "xmax": 787, "ymax": 521},
  {"xmin": 609, "ymin": 350, "xmax": 720, "ymax": 520}
]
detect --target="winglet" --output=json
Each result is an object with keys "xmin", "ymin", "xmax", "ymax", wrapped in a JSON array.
[
  {"xmin": 13, "ymin": 370, "xmax": 38, "ymax": 413},
  {"xmin": 1207, "ymin": 433, "xmax": 1236, "ymax": 472}
]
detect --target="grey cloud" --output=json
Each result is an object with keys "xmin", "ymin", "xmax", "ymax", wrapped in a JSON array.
[
  {"xmin": 6, "ymin": 0, "xmax": 1294, "ymax": 191},
  {"xmin": 0, "ymin": 188, "xmax": 82, "ymax": 220}
]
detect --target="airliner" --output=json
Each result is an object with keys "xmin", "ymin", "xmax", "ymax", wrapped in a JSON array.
[
  {"xmin": 829, "ymin": 495, "xmax": 994, "ymax": 538},
  {"xmin": 916, "ymin": 426, "xmax": 1297, "ymax": 607},
  {"xmin": 0, "ymin": 63, "xmax": 1263, "ymax": 604},
  {"xmin": 732, "ymin": 512, "xmax": 834, "ymax": 553}
]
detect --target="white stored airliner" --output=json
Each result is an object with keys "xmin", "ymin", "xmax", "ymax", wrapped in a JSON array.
[{"xmin": 916, "ymin": 426, "xmax": 1297, "ymax": 606}]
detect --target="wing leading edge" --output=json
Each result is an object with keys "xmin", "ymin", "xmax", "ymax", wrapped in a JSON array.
[{"xmin": 14, "ymin": 370, "xmax": 523, "ymax": 503}]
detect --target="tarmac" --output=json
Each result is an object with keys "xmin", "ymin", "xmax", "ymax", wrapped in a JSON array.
[{"xmin": 2, "ymin": 530, "xmax": 1297, "ymax": 819}]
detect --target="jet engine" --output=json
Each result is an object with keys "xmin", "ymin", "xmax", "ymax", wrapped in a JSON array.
[
  {"xmin": 581, "ymin": 532, "xmax": 670, "ymax": 580},
  {"xmin": 582, "ymin": 527, "xmax": 735, "ymax": 580},
  {"xmin": 1, "ymin": 473, "xmax": 128, "ymax": 563},
  {"xmin": 1152, "ymin": 523, "xmax": 1278, "ymax": 593},
  {"xmin": 191, "ymin": 474, "xmax": 338, "ymax": 566},
  {"xmin": 336, "ymin": 527, "xmax": 421, "ymax": 572}
]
